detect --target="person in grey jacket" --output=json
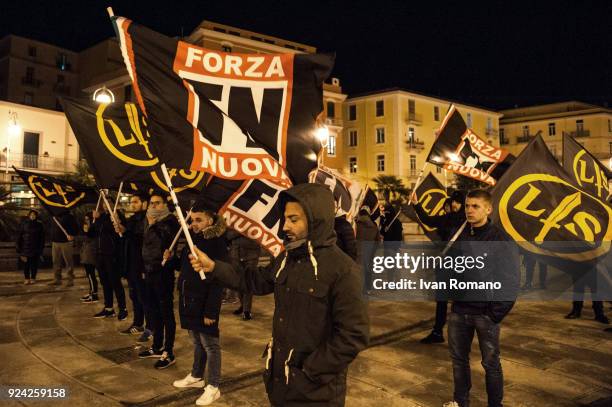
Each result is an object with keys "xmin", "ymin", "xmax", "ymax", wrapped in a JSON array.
[{"xmin": 190, "ymin": 183, "xmax": 369, "ymax": 406}]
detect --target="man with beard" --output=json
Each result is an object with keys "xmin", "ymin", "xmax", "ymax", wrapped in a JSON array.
[{"xmin": 189, "ymin": 183, "xmax": 369, "ymax": 406}]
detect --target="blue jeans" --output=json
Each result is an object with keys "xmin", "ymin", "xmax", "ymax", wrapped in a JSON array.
[
  {"xmin": 448, "ymin": 312, "xmax": 503, "ymax": 407},
  {"xmin": 189, "ymin": 330, "xmax": 221, "ymax": 387}
]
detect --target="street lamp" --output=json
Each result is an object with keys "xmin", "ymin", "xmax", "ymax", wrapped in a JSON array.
[
  {"xmin": 315, "ymin": 125, "xmax": 330, "ymax": 165},
  {"xmin": 93, "ymin": 86, "xmax": 115, "ymax": 104},
  {"xmin": 6, "ymin": 110, "xmax": 21, "ymax": 174}
]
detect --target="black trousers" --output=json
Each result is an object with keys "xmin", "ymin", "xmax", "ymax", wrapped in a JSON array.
[
  {"xmin": 571, "ymin": 269, "xmax": 604, "ymax": 316},
  {"xmin": 433, "ymin": 301, "xmax": 449, "ymax": 334},
  {"xmin": 128, "ymin": 270, "xmax": 149, "ymax": 328},
  {"xmin": 23, "ymin": 256, "xmax": 39, "ymax": 280},
  {"xmin": 97, "ymin": 255, "xmax": 126, "ymax": 309},
  {"xmin": 84, "ymin": 264, "xmax": 98, "ymax": 294},
  {"xmin": 145, "ymin": 271, "xmax": 175, "ymax": 354}
]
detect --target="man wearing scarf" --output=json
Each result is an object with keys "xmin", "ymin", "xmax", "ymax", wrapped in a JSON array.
[
  {"xmin": 138, "ymin": 193, "xmax": 180, "ymax": 369},
  {"xmin": 190, "ymin": 183, "xmax": 369, "ymax": 406}
]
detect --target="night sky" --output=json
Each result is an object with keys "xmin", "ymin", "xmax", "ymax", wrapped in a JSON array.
[{"xmin": 1, "ymin": 0, "xmax": 610, "ymax": 110}]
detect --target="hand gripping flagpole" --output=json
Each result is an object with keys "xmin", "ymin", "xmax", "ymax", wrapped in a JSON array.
[
  {"xmin": 161, "ymin": 209, "xmax": 192, "ymax": 266},
  {"xmin": 100, "ymin": 190, "xmax": 123, "ymax": 237},
  {"xmin": 160, "ymin": 164, "xmax": 205, "ymax": 280},
  {"xmin": 113, "ymin": 181, "xmax": 124, "ymax": 214},
  {"xmin": 92, "ymin": 192, "xmax": 102, "ymax": 224}
]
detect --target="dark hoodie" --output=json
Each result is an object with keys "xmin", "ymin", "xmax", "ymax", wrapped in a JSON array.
[{"xmin": 211, "ymin": 183, "xmax": 370, "ymax": 407}]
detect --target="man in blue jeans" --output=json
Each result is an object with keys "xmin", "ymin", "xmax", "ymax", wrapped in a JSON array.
[{"xmin": 444, "ymin": 189, "xmax": 519, "ymax": 407}]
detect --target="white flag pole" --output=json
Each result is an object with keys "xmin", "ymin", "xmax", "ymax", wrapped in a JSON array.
[
  {"xmin": 161, "ymin": 209, "xmax": 193, "ymax": 266},
  {"xmin": 113, "ymin": 181, "xmax": 124, "ymax": 214},
  {"xmin": 160, "ymin": 164, "xmax": 205, "ymax": 279},
  {"xmin": 100, "ymin": 190, "xmax": 123, "ymax": 237},
  {"xmin": 106, "ymin": 7, "xmax": 114, "ymax": 18},
  {"xmin": 441, "ymin": 220, "xmax": 468, "ymax": 256},
  {"xmin": 52, "ymin": 216, "xmax": 70, "ymax": 240},
  {"xmin": 92, "ymin": 192, "xmax": 102, "ymax": 224}
]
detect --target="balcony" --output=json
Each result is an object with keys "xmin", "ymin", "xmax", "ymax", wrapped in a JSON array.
[
  {"xmin": 517, "ymin": 134, "xmax": 535, "ymax": 143},
  {"xmin": 485, "ymin": 128, "xmax": 498, "ymax": 136},
  {"xmin": 500, "ymin": 137, "xmax": 510, "ymax": 145},
  {"xmin": 406, "ymin": 139, "xmax": 425, "ymax": 151},
  {"xmin": 324, "ymin": 117, "xmax": 344, "ymax": 128},
  {"xmin": 21, "ymin": 77, "xmax": 42, "ymax": 88},
  {"xmin": 406, "ymin": 112, "xmax": 423, "ymax": 126},
  {"xmin": 2, "ymin": 153, "xmax": 79, "ymax": 173},
  {"xmin": 563, "ymin": 129, "xmax": 590, "ymax": 138}
]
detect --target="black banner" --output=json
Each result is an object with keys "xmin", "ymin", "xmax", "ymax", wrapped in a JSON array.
[
  {"xmin": 405, "ymin": 172, "xmax": 448, "ymax": 241},
  {"xmin": 14, "ymin": 167, "xmax": 98, "ymax": 216},
  {"xmin": 562, "ymin": 133, "xmax": 611, "ymax": 202},
  {"xmin": 113, "ymin": 16, "xmax": 333, "ymax": 184}
]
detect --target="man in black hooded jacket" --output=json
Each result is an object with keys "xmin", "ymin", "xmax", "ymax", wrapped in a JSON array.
[{"xmin": 190, "ymin": 183, "xmax": 369, "ymax": 407}]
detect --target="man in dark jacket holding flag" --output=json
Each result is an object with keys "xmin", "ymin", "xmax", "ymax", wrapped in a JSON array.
[
  {"xmin": 189, "ymin": 183, "xmax": 369, "ymax": 406},
  {"xmin": 48, "ymin": 210, "xmax": 78, "ymax": 287},
  {"xmin": 444, "ymin": 189, "xmax": 519, "ymax": 407}
]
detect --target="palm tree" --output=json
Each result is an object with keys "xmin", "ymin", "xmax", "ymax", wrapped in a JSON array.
[{"xmin": 372, "ymin": 175, "xmax": 409, "ymax": 206}]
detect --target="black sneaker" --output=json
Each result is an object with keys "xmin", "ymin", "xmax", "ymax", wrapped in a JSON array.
[
  {"xmin": 564, "ymin": 311, "xmax": 581, "ymax": 319},
  {"xmin": 81, "ymin": 293, "xmax": 91, "ymax": 301},
  {"xmin": 154, "ymin": 351, "xmax": 176, "ymax": 369},
  {"xmin": 595, "ymin": 314, "xmax": 610, "ymax": 324},
  {"xmin": 120, "ymin": 325, "xmax": 144, "ymax": 335},
  {"xmin": 138, "ymin": 347, "xmax": 163, "ymax": 359},
  {"xmin": 232, "ymin": 307, "xmax": 243, "ymax": 315},
  {"xmin": 94, "ymin": 308, "xmax": 116, "ymax": 318},
  {"xmin": 82, "ymin": 294, "xmax": 99, "ymax": 304},
  {"xmin": 242, "ymin": 311, "xmax": 252, "ymax": 320},
  {"xmin": 420, "ymin": 331, "xmax": 445, "ymax": 344},
  {"xmin": 117, "ymin": 308, "xmax": 128, "ymax": 321},
  {"xmin": 137, "ymin": 330, "xmax": 152, "ymax": 343}
]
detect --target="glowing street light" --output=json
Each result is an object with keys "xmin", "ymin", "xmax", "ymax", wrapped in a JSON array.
[
  {"xmin": 316, "ymin": 125, "xmax": 330, "ymax": 148},
  {"xmin": 93, "ymin": 86, "xmax": 115, "ymax": 104}
]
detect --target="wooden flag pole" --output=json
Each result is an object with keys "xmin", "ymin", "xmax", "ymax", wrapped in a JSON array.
[
  {"xmin": 160, "ymin": 163, "xmax": 205, "ymax": 280},
  {"xmin": 113, "ymin": 181, "xmax": 124, "ymax": 214},
  {"xmin": 52, "ymin": 216, "xmax": 71, "ymax": 240},
  {"xmin": 100, "ymin": 190, "xmax": 123, "ymax": 237},
  {"xmin": 441, "ymin": 220, "xmax": 467, "ymax": 256},
  {"xmin": 161, "ymin": 209, "xmax": 193, "ymax": 266},
  {"xmin": 92, "ymin": 192, "xmax": 102, "ymax": 223}
]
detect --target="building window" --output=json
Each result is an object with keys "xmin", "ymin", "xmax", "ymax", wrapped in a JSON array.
[
  {"xmin": 222, "ymin": 45, "xmax": 232, "ymax": 52},
  {"xmin": 25, "ymin": 67, "xmax": 34, "ymax": 83},
  {"xmin": 434, "ymin": 106, "xmax": 440, "ymax": 121},
  {"xmin": 57, "ymin": 74, "xmax": 65, "ymax": 83},
  {"xmin": 576, "ymin": 119, "xmax": 584, "ymax": 132},
  {"xmin": 376, "ymin": 127, "xmax": 385, "ymax": 144},
  {"xmin": 376, "ymin": 155, "xmax": 385, "ymax": 172},
  {"xmin": 499, "ymin": 128, "xmax": 505, "ymax": 139},
  {"xmin": 56, "ymin": 98, "xmax": 63, "ymax": 110},
  {"xmin": 348, "ymin": 105, "xmax": 356, "ymax": 121},
  {"xmin": 466, "ymin": 113, "xmax": 473, "ymax": 127},
  {"xmin": 522, "ymin": 125, "xmax": 529, "ymax": 136},
  {"xmin": 24, "ymin": 92, "xmax": 33, "ymax": 105},
  {"xmin": 327, "ymin": 135, "xmax": 336, "ymax": 156},
  {"xmin": 376, "ymin": 100, "xmax": 384, "ymax": 117},
  {"xmin": 609, "ymin": 142, "xmax": 612, "ymax": 155},
  {"xmin": 349, "ymin": 130, "xmax": 358, "ymax": 147},
  {"xmin": 326, "ymin": 101, "xmax": 335, "ymax": 118},
  {"xmin": 28, "ymin": 46, "xmax": 36, "ymax": 57},
  {"xmin": 408, "ymin": 99, "xmax": 416, "ymax": 115},
  {"xmin": 608, "ymin": 119, "xmax": 611, "ymax": 132},
  {"xmin": 349, "ymin": 157, "xmax": 357, "ymax": 174},
  {"xmin": 57, "ymin": 53, "xmax": 68, "ymax": 71},
  {"xmin": 436, "ymin": 166, "xmax": 442, "ymax": 173},
  {"xmin": 548, "ymin": 122, "xmax": 556, "ymax": 136},
  {"xmin": 486, "ymin": 117, "xmax": 492, "ymax": 131},
  {"xmin": 408, "ymin": 127, "xmax": 415, "ymax": 142},
  {"xmin": 409, "ymin": 155, "xmax": 417, "ymax": 176}
]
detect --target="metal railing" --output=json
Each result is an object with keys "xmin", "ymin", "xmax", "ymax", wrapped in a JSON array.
[
  {"xmin": 517, "ymin": 135, "xmax": 534, "ymax": 143},
  {"xmin": 500, "ymin": 137, "xmax": 510, "ymax": 145},
  {"xmin": 1, "ymin": 153, "xmax": 78, "ymax": 173},
  {"xmin": 324, "ymin": 117, "xmax": 344, "ymax": 127},
  {"xmin": 407, "ymin": 112, "xmax": 422, "ymax": 125},
  {"xmin": 406, "ymin": 139, "xmax": 425, "ymax": 150},
  {"xmin": 564, "ymin": 129, "xmax": 590, "ymax": 138}
]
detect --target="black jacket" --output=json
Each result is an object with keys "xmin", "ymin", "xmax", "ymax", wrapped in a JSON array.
[
  {"xmin": 142, "ymin": 213, "xmax": 179, "ymax": 273},
  {"xmin": 16, "ymin": 219, "xmax": 45, "ymax": 257},
  {"xmin": 226, "ymin": 229, "xmax": 261, "ymax": 270},
  {"xmin": 413, "ymin": 203, "xmax": 466, "ymax": 241},
  {"xmin": 121, "ymin": 211, "xmax": 146, "ymax": 277},
  {"xmin": 211, "ymin": 183, "xmax": 369, "ymax": 407},
  {"xmin": 381, "ymin": 207, "xmax": 403, "ymax": 241},
  {"xmin": 334, "ymin": 215, "xmax": 357, "ymax": 261},
  {"xmin": 87, "ymin": 212, "xmax": 122, "ymax": 257},
  {"xmin": 176, "ymin": 216, "xmax": 228, "ymax": 336},
  {"xmin": 51, "ymin": 212, "xmax": 78, "ymax": 243},
  {"xmin": 449, "ymin": 220, "xmax": 519, "ymax": 323}
]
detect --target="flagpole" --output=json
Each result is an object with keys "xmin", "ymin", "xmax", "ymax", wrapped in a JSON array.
[
  {"xmin": 411, "ymin": 161, "xmax": 429, "ymax": 199},
  {"xmin": 100, "ymin": 190, "xmax": 123, "ymax": 237},
  {"xmin": 441, "ymin": 220, "xmax": 467, "ymax": 256},
  {"xmin": 113, "ymin": 181, "xmax": 123, "ymax": 214},
  {"xmin": 160, "ymin": 163, "xmax": 205, "ymax": 280},
  {"xmin": 52, "ymin": 217, "xmax": 71, "ymax": 240},
  {"xmin": 161, "ymin": 209, "xmax": 192, "ymax": 266},
  {"xmin": 92, "ymin": 192, "xmax": 102, "ymax": 224},
  {"xmin": 106, "ymin": 7, "xmax": 114, "ymax": 18}
]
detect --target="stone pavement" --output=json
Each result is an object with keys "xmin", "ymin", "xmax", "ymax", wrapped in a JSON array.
[{"xmin": 0, "ymin": 268, "xmax": 610, "ymax": 406}]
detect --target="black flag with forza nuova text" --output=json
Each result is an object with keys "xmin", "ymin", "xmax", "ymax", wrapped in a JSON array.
[
  {"xmin": 562, "ymin": 133, "xmax": 611, "ymax": 202},
  {"xmin": 490, "ymin": 135, "xmax": 612, "ymax": 268},
  {"xmin": 426, "ymin": 105, "xmax": 515, "ymax": 186},
  {"xmin": 14, "ymin": 167, "xmax": 98, "ymax": 216},
  {"xmin": 112, "ymin": 16, "xmax": 333, "ymax": 184},
  {"xmin": 62, "ymin": 97, "xmax": 207, "ymax": 195},
  {"xmin": 405, "ymin": 172, "xmax": 448, "ymax": 241},
  {"xmin": 308, "ymin": 165, "xmax": 363, "ymax": 220}
]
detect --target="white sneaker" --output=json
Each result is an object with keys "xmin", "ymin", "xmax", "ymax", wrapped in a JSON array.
[
  {"xmin": 196, "ymin": 384, "xmax": 221, "ymax": 405},
  {"xmin": 443, "ymin": 402, "xmax": 460, "ymax": 407},
  {"xmin": 173, "ymin": 373, "xmax": 204, "ymax": 388}
]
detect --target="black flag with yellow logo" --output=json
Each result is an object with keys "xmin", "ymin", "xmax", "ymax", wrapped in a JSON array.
[
  {"xmin": 426, "ymin": 106, "xmax": 515, "ymax": 186},
  {"xmin": 562, "ymin": 134, "xmax": 611, "ymax": 202},
  {"xmin": 112, "ymin": 16, "xmax": 333, "ymax": 184},
  {"xmin": 62, "ymin": 97, "xmax": 207, "ymax": 197},
  {"xmin": 491, "ymin": 135, "xmax": 612, "ymax": 269},
  {"xmin": 14, "ymin": 167, "xmax": 98, "ymax": 216},
  {"xmin": 405, "ymin": 172, "xmax": 448, "ymax": 241}
]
